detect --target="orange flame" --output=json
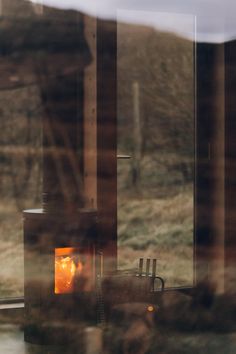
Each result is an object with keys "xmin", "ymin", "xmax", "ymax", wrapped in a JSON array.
[{"xmin": 55, "ymin": 248, "xmax": 83, "ymax": 294}]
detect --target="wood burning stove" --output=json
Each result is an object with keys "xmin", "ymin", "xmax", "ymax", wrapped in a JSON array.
[
  {"xmin": 55, "ymin": 246, "xmax": 93, "ymax": 295},
  {"xmin": 24, "ymin": 209, "xmax": 98, "ymax": 344}
]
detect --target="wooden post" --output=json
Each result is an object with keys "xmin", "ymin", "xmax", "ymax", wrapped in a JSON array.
[
  {"xmin": 196, "ymin": 43, "xmax": 225, "ymax": 293},
  {"xmin": 84, "ymin": 15, "xmax": 97, "ymax": 210},
  {"xmin": 132, "ymin": 81, "xmax": 142, "ymax": 192},
  {"xmin": 210, "ymin": 44, "xmax": 225, "ymax": 294},
  {"xmin": 225, "ymin": 40, "xmax": 236, "ymax": 294},
  {"xmin": 97, "ymin": 18, "xmax": 117, "ymax": 273}
]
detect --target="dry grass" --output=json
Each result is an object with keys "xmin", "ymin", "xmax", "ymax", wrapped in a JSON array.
[
  {"xmin": 118, "ymin": 188, "xmax": 194, "ymax": 287},
  {"xmin": 0, "ymin": 201, "xmax": 24, "ymax": 297},
  {"xmin": 0, "ymin": 188, "xmax": 194, "ymax": 297}
]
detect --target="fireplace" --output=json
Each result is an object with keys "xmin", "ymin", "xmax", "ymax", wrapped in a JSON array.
[
  {"xmin": 23, "ymin": 108, "xmax": 99, "ymax": 342},
  {"xmin": 54, "ymin": 247, "xmax": 93, "ymax": 295},
  {"xmin": 24, "ymin": 208, "xmax": 98, "ymax": 344}
]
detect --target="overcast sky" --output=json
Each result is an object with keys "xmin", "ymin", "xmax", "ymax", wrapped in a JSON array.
[{"xmin": 30, "ymin": 0, "xmax": 236, "ymax": 42}]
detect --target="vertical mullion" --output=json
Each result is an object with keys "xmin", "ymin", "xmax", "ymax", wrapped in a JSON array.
[
  {"xmin": 225, "ymin": 41, "xmax": 236, "ymax": 294},
  {"xmin": 97, "ymin": 18, "xmax": 117, "ymax": 273},
  {"xmin": 84, "ymin": 15, "xmax": 97, "ymax": 210},
  {"xmin": 196, "ymin": 42, "xmax": 225, "ymax": 292}
]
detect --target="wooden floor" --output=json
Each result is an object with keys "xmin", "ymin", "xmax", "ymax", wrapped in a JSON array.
[{"xmin": 1, "ymin": 325, "xmax": 236, "ymax": 354}]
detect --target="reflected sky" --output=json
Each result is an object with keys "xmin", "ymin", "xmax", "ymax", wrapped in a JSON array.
[{"xmin": 29, "ymin": 0, "xmax": 236, "ymax": 43}]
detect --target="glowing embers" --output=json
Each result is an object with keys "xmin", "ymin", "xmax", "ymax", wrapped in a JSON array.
[{"xmin": 55, "ymin": 247, "xmax": 92, "ymax": 294}]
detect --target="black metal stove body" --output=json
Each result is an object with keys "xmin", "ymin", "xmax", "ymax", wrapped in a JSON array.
[{"xmin": 24, "ymin": 210, "xmax": 97, "ymax": 344}]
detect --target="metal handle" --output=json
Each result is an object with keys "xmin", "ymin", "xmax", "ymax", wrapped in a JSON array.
[
  {"xmin": 117, "ymin": 155, "xmax": 132, "ymax": 159},
  {"xmin": 153, "ymin": 276, "xmax": 165, "ymax": 292},
  {"xmin": 137, "ymin": 258, "xmax": 165, "ymax": 292}
]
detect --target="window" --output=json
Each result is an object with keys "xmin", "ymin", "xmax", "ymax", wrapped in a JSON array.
[
  {"xmin": 0, "ymin": 0, "xmax": 229, "ymax": 303},
  {"xmin": 0, "ymin": 2, "xmax": 235, "ymax": 354},
  {"xmin": 117, "ymin": 10, "xmax": 196, "ymax": 287}
]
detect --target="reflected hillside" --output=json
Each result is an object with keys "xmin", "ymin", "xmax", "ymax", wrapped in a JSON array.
[{"xmin": 117, "ymin": 21, "xmax": 194, "ymax": 286}]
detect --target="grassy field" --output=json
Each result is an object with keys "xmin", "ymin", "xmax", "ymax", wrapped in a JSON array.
[
  {"xmin": 118, "ymin": 184, "xmax": 194, "ymax": 287},
  {"xmin": 0, "ymin": 201, "xmax": 24, "ymax": 297},
  {"xmin": 0, "ymin": 185, "xmax": 194, "ymax": 297},
  {"xmin": 117, "ymin": 20, "xmax": 194, "ymax": 288}
]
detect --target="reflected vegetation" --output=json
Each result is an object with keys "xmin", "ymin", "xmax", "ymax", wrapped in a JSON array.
[{"xmin": 117, "ymin": 13, "xmax": 194, "ymax": 287}]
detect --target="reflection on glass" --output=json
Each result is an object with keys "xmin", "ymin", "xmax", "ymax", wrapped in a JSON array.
[
  {"xmin": 0, "ymin": 84, "xmax": 42, "ymax": 297},
  {"xmin": 117, "ymin": 11, "xmax": 195, "ymax": 287}
]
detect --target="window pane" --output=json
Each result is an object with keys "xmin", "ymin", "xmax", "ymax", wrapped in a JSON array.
[
  {"xmin": 0, "ymin": 85, "xmax": 42, "ymax": 297},
  {"xmin": 117, "ymin": 10, "xmax": 195, "ymax": 287}
]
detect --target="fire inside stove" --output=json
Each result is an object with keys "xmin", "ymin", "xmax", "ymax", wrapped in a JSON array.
[{"xmin": 55, "ymin": 247, "xmax": 91, "ymax": 294}]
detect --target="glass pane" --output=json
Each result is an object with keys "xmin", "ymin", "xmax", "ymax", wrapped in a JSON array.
[
  {"xmin": 117, "ymin": 10, "xmax": 195, "ymax": 287},
  {"xmin": 55, "ymin": 247, "xmax": 93, "ymax": 294},
  {"xmin": 0, "ymin": 85, "xmax": 42, "ymax": 297}
]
